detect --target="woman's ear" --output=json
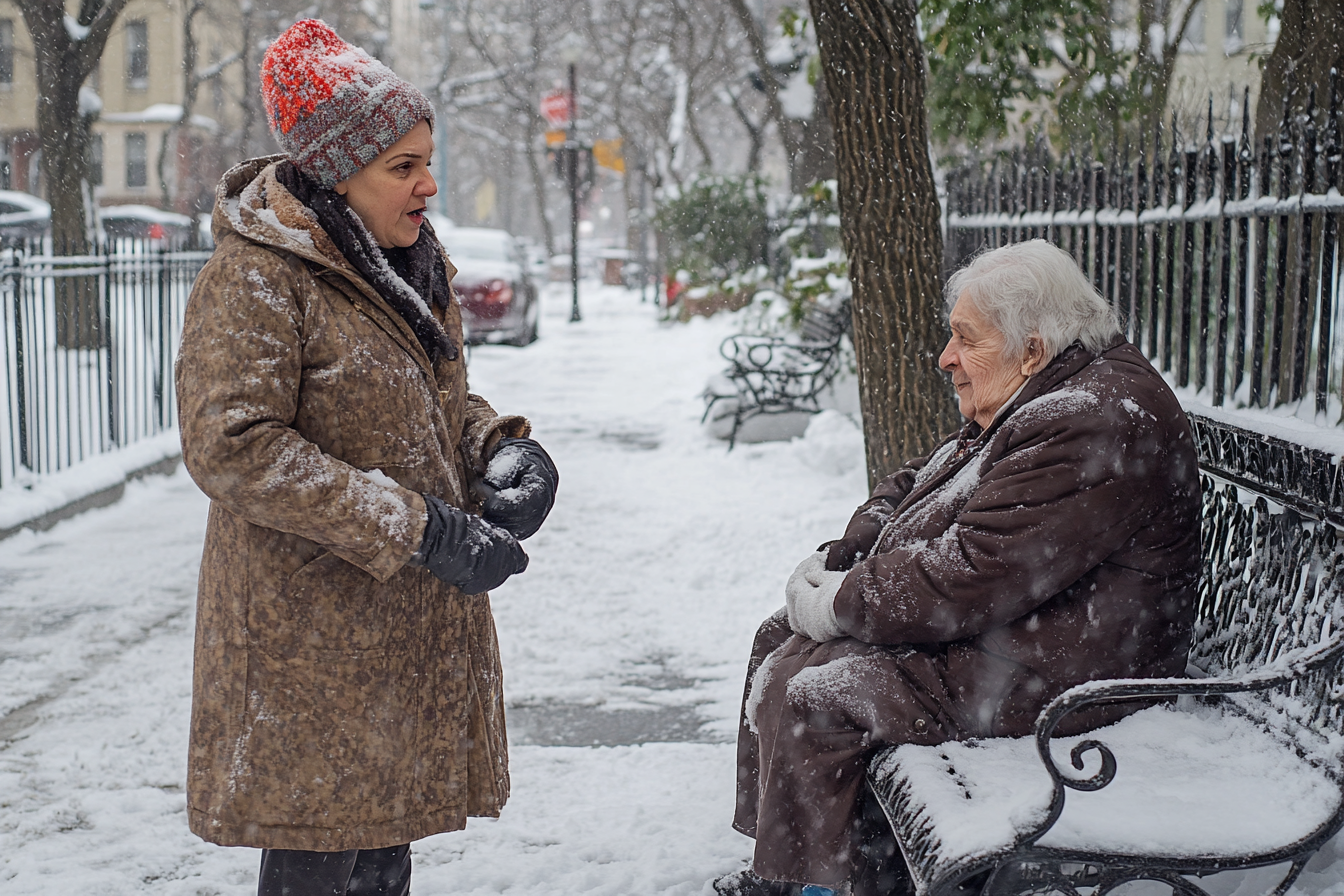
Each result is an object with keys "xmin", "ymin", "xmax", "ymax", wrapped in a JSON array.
[
  {"xmin": 333, "ymin": 180, "xmax": 349, "ymax": 197},
  {"xmin": 1021, "ymin": 336, "xmax": 1047, "ymax": 376}
]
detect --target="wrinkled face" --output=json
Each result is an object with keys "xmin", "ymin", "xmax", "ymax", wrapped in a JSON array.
[
  {"xmin": 939, "ymin": 293, "xmax": 1044, "ymax": 429},
  {"xmin": 334, "ymin": 119, "xmax": 437, "ymax": 249}
]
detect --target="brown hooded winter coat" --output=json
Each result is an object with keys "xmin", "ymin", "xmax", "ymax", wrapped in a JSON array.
[
  {"xmin": 176, "ymin": 156, "xmax": 528, "ymax": 851},
  {"xmin": 735, "ymin": 337, "xmax": 1202, "ymax": 886}
]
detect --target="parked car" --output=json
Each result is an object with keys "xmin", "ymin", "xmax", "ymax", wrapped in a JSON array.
[
  {"xmin": 99, "ymin": 205, "xmax": 196, "ymax": 246},
  {"xmin": 440, "ymin": 226, "xmax": 539, "ymax": 346},
  {"xmin": 0, "ymin": 190, "xmax": 50, "ymax": 245}
]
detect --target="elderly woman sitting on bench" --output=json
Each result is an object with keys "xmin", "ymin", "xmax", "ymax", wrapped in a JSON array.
[{"xmin": 717, "ymin": 240, "xmax": 1203, "ymax": 896}]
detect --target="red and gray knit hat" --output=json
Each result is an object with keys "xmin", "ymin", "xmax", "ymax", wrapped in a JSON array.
[{"xmin": 261, "ymin": 19, "xmax": 434, "ymax": 188}]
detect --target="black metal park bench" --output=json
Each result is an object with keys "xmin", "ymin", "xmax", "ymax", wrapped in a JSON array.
[
  {"xmin": 869, "ymin": 411, "xmax": 1344, "ymax": 896},
  {"xmin": 702, "ymin": 298, "xmax": 852, "ymax": 447}
]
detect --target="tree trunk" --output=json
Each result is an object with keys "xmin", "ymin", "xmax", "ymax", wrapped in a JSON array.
[
  {"xmin": 809, "ymin": 0, "xmax": 959, "ymax": 487},
  {"xmin": 37, "ymin": 90, "xmax": 99, "ymax": 348},
  {"xmin": 20, "ymin": 0, "xmax": 131, "ymax": 347},
  {"xmin": 1255, "ymin": 0, "xmax": 1344, "ymax": 142}
]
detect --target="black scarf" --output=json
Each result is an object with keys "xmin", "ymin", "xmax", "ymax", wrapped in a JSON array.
[{"xmin": 275, "ymin": 162, "xmax": 457, "ymax": 363}]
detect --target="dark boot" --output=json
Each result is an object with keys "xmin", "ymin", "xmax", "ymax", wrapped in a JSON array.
[
  {"xmin": 258, "ymin": 849, "xmax": 358, "ymax": 896},
  {"xmin": 346, "ymin": 845, "xmax": 411, "ymax": 896},
  {"xmin": 257, "ymin": 845, "xmax": 411, "ymax": 896}
]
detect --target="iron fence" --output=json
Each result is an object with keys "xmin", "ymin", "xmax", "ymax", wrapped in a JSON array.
[
  {"xmin": 0, "ymin": 241, "xmax": 209, "ymax": 490},
  {"xmin": 945, "ymin": 85, "xmax": 1344, "ymax": 417}
]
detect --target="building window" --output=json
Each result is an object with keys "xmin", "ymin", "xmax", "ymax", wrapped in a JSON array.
[
  {"xmin": 88, "ymin": 134, "xmax": 103, "ymax": 187},
  {"xmin": 1224, "ymin": 0, "xmax": 1244, "ymax": 53},
  {"xmin": 1180, "ymin": 1, "xmax": 1206, "ymax": 52},
  {"xmin": 125, "ymin": 20, "xmax": 148, "ymax": 88},
  {"xmin": 0, "ymin": 20, "xmax": 13, "ymax": 86},
  {"xmin": 126, "ymin": 132, "xmax": 147, "ymax": 188}
]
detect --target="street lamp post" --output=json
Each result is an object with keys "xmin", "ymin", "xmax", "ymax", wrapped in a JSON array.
[{"xmin": 566, "ymin": 62, "xmax": 581, "ymax": 323}]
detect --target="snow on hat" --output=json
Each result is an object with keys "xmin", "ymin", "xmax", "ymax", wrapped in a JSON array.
[{"xmin": 261, "ymin": 19, "xmax": 434, "ymax": 188}]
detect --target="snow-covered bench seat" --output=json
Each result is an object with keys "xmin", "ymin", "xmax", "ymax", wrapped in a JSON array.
[
  {"xmin": 868, "ymin": 412, "xmax": 1344, "ymax": 896},
  {"xmin": 702, "ymin": 298, "xmax": 850, "ymax": 447}
]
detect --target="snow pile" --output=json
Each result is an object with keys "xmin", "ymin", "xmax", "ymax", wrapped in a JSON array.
[
  {"xmin": 791, "ymin": 410, "xmax": 864, "ymax": 477},
  {"xmin": 0, "ymin": 430, "xmax": 181, "ymax": 535}
]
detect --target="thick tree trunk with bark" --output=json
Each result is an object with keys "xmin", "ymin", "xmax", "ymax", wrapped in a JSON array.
[
  {"xmin": 809, "ymin": 0, "xmax": 959, "ymax": 485},
  {"xmin": 1255, "ymin": 0, "xmax": 1344, "ymax": 142}
]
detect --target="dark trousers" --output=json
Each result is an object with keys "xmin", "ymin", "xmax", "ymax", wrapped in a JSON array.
[
  {"xmin": 734, "ymin": 610, "xmax": 960, "ymax": 890},
  {"xmin": 257, "ymin": 844, "xmax": 411, "ymax": 896}
]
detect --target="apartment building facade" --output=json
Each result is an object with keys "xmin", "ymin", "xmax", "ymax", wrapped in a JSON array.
[{"xmin": 0, "ymin": 0, "xmax": 243, "ymax": 214}]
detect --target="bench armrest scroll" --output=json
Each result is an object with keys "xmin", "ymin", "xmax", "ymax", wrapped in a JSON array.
[{"xmin": 1019, "ymin": 630, "xmax": 1344, "ymax": 847}]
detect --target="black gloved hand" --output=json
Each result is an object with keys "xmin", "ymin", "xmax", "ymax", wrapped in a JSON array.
[
  {"xmin": 409, "ymin": 494, "xmax": 528, "ymax": 593},
  {"xmin": 479, "ymin": 437, "xmax": 559, "ymax": 540}
]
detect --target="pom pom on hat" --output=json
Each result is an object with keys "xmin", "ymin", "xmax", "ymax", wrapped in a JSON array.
[{"xmin": 261, "ymin": 19, "xmax": 434, "ymax": 188}]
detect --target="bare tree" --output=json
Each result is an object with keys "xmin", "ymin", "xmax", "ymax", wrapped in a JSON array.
[
  {"xmin": 809, "ymin": 0, "xmax": 959, "ymax": 483},
  {"xmin": 157, "ymin": 0, "xmax": 242, "ymax": 217},
  {"xmin": 17, "ymin": 0, "xmax": 133, "ymax": 250},
  {"xmin": 726, "ymin": 0, "xmax": 835, "ymax": 190},
  {"xmin": 454, "ymin": 0, "xmax": 562, "ymax": 251}
]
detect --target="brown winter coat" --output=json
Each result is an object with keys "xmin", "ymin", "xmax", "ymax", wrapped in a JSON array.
[
  {"xmin": 734, "ymin": 337, "xmax": 1201, "ymax": 886},
  {"xmin": 832, "ymin": 336, "xmax": 1201, "ymax": 737},
  {"xmin": 176, "ymin": 156, "xmax": 528, "ymax": 851}
]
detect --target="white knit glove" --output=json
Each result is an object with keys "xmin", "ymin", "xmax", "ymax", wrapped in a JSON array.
[{"xmin": 785, "ymin": 551, "xmax": 847, "ymax": 642}]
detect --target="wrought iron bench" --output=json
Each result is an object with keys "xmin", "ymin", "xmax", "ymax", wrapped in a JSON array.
[
  {"xmin": 702, "ymin": 298, "xmax": 852, "ymax": 447},
  {"xmin": 868, "ymin": 411, "xmax": 1344, "ymax": 896}
]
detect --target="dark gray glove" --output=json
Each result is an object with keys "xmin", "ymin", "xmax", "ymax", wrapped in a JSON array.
[
  {"xmin": 409, "ymin": 494, "xmax": 528, "ymax": 593},
  {"xmin": 479, "ymin": 437, "xmax": 558, "ymax": 540}
]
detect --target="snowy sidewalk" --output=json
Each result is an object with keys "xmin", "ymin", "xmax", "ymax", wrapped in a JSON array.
[{"xmin": 0, "ymin": 284, "xmax": 873, "ymax": 895}]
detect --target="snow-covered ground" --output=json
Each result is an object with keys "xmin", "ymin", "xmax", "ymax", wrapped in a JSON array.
[
  {"xmin": 4, "ymin": 281, "xmax": 1344, "ymax": 896},
  {"xmin": 0, "ymin": 283, "xmax": 870, "ymax": 894}
]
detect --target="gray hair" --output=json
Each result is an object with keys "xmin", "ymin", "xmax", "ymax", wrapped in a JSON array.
[{"xmin": 944, "ymin": 240, "xmax": 1121, "ymax": 358}]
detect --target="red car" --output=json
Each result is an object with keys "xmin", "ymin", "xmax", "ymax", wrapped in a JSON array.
[{"xmin": 440, "ymin": 226, "xmax": 539, "ymax": 346}]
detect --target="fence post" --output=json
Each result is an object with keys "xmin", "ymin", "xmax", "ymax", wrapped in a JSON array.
[
  {"xmin": 1196, "ymin": 103, "xmax": 1216, "ymax": 394},
  {"xmin": 103, "ymin": 240, "xmax": 117, "ymax": 448},
  {"xmin": 1295, "ymin": 89, "xmax": 1318, "ymax": 405},
  {"xmin": 1320, "ymin": 71, "xmax": 1342, "ymax": 420},
  {"xmin": 1233, "ymin": 92, "xmax": 1253, "ymax": 398},
  {"xmin": 156, "ymin": 244, "xmax": 168, "ymax": 429},
  {"xmin": 10, "ymin": 249, "xmax": 29, "ymax": 474},
  {"xmin": 1216, "ymin": 135, "xmax": 1236, "ymax": 406},
  {"xmin": 1163, "ymin": 119, "xmax": 1181, "ymax": 374},
  {"xmin": 1269, "ymin": 98, "xmax": 1296, "ymax": 404},
  {"xmin": 1178, "ymin": 136, "xmax": 1197, "ymax": 388}
]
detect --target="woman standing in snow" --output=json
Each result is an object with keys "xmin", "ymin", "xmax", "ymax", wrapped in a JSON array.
[
  {"xmin": 719, "ymin": 240, "xmax": 1201, "ymax": 896},
  {"xmin": 175, "ymin": 20, "xmax": 557, "ymax": 896}
]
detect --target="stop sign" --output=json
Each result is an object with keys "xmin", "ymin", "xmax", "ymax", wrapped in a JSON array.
[{"xmin": 540, "ymin": 90, "xmax": 572, "ymax": 127}]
